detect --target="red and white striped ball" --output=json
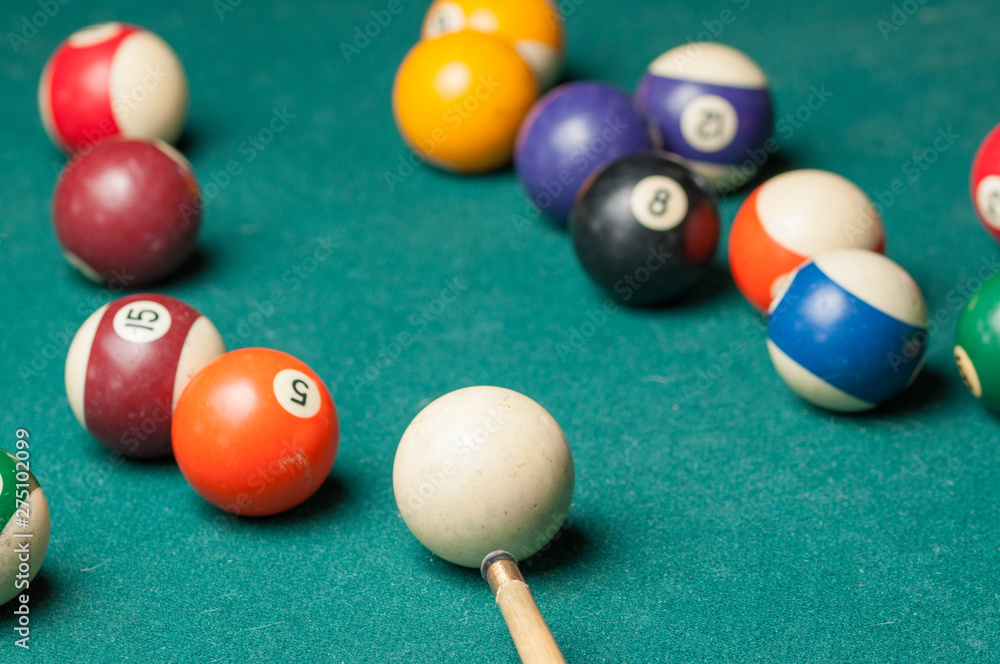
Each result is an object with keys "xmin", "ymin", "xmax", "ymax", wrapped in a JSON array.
[
  {"xmin": 729, "ymin": 169, "xmax": 885, "ymax": 312},
  {"xmin": 971, "ymin": 122, "xmax": 1000, "ymax": 243},
  {"xmin": 39, "ymin": 22, "xmax": 189, "ymax": 153},
  {"xmin": 65, "ymin": 294, "xmax": 225, "ymax": 458}
]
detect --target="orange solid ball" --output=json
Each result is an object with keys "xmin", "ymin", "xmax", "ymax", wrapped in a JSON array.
[
  {"xmin": 172, "ymin": 348, "xmax": 339, "ymax": 517},
  {"xmin": 392, "ymin": 31, "xmax": 537, "ymax": 174},
  {"xmin": 421, "ymin": 0, "xmax": 564, "ymax": 89}
]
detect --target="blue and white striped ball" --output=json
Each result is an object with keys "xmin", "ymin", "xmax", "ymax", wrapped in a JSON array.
[{"xmin": 767, "ymin": 249, "xmax": 929, "ymax": 412}]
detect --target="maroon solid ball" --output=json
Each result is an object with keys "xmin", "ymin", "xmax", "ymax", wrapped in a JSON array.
[
  {"xmin": 65, "ymin": 294, "xmax": 226, "ymax": 458},
  {"xmin": 52, "ymin": 138, "xmax": 201, "ymax": 287}
]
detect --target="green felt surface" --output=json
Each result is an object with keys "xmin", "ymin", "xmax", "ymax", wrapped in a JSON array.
[{"xmin": 1, "ymin": 0, "xmax": 999, "ymax": 661}]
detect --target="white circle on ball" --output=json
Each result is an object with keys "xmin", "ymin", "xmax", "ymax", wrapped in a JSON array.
[
  {"xmin": 422, "ymin": 2, "xmax": 466, "ymax": 38},
  {"xmin": 273, "ymin": 369, "xmax": 322, "ymax": 419},
  {"xmin": 112, "ymin": 301, "xmax": 172, "ymax": 343},
  {"xmin": 954, "ymin": 345, "xmax": 982, "ymax": 399},
  {"xmin": 975, "ymin": 174, "xmax": 1000, "ymax": 229},
  {"xmin": 630, "ymin": 175, "xmax": 689, "ymax": 231},
  {"xmin": 680, "ymin": 94, "xmax": 739, "ymax": 153}
]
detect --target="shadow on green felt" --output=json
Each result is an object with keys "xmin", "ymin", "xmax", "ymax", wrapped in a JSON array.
[
  {"xmin": 0, "ymin": 572, "xmax": 56, "ymax": 624},
  {"xmin": 157, "ymin": 247, "xmax": 213, "ymax": 289},
  {"xmin": 589, "ymin": 261, "xmax": 737, "ymax": 312},
  {"xmin": 849, "ymin": 365, "xmax": 957, "ymax": 420},
  {"xmin": 189, "ymin": 472, "xmax": 351, "ymax": 530}
]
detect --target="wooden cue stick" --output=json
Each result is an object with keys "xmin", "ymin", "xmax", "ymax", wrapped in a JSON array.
[{"xmin": 481, "ymin": 551, "xmax": 567, "ymax": 664}]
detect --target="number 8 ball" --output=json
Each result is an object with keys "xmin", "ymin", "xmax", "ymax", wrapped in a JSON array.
[{"xmin": 571, "ymin": 152, "xmax": 720, "ymax": 305}]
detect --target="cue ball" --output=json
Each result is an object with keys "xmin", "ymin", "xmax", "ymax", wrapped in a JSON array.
[
  {"xmin": 729, "ymin": 169, "xmax": 886, "ymax": 311},
  {"xmin": 635, "ymin": 42, "xmax": 772, "ymax": 191},
  {"xmin": 52, "ymin": 138, "xmax": 201, "ymax": 287},
  {"xmin": 0, "ymin": 447, "xmax": 51, "ymax": 606},
  {"xmin": 421, "ymin": 0, "xmax": 564, "ymax": 89},
  {"xmin": 393, "ymin": 31, "xmax": 537, "ymax": 174},
  {"xmin": 571, "ymin": 152, "xmax": 720, "ymax": 305},
  {"xmin": 39, "ymin": 22, "xmax": 189, "ymax": 152},
  {"xmin": 515, "ymin": 81, "xmax": 659, "ymax": 225},
  {"xmin": 65, "ymin": 294, "xmax": 226, "ymax": 458},
  {"xmin": 954, "ymin": 272, "xmax": 1000, "ymax": 412},
  {"xmin": 768, "ymin": 249, "xmax": 929, "ymax": 412},
  {"xmin": 172, "ymin": 348, "xmax": 339, "ymax": 517},
  {"xmin": 393, "ymin": 386, "xmax": 574, "ymax": 568},
  {"xmin": 970, "ymin": 122, "xmax": 1000, "ymax": 243}
]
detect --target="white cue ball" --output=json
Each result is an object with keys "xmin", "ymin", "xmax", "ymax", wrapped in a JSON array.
[{"xmin": 393, "ymin": 386, "xmax": 574, "ymax": 568}]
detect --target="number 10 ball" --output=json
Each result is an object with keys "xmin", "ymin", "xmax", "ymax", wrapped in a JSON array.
[
  {"xmin": 172, "ymin": 349, "xmax": 339, "ymax": 517},
  {"xmin": 767, "ymin": 249, "xmax": 928, "ymax": 412},
  {"xmin": 571, "ymin": 152, "xmax": 720, "ymax": 305}
]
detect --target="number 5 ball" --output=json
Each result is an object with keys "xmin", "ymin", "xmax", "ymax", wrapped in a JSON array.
[
  {"xmin": 172, "ymin": 349, "xmax": 339, "ymax": 517},
  {"xmin": 65, "ymin": 294, "xmax": 226, "ymax": 458},
  {"xmin": 39, "ymin": 22, "xmax": 188, "ymax": 152},
  {"xmin": 393, "ymin": 386, "xmax": 573, "ymax": 568},
  {"xmin": 571, "ymin": 152, "xmax": 720, "ymax": 305}
]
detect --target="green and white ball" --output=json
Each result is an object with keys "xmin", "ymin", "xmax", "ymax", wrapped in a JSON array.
[{"xmin": 1, "ymin": 448, "xmax": 51, "ymax": 605}]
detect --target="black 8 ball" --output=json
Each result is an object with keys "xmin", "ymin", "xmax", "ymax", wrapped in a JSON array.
[{"xmin": 570, "ymin": 152, "xmax": 720, "ymax": 305}]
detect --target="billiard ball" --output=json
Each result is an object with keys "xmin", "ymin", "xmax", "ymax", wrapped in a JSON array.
[
  {"xmin": 52, "ymin": 138, "xmax": 201, "ymax": 287},
  {"xmin": 172, "ymin": 348, "xmax": 339, "ymax": 517},
  {"xmin": 0, "ymin": 445, "xmax": 51, "ymax": 606},
  {"xmin": 767, "ymin": 249, "xmax": 928, "ymax": 412},
  {"xmin": 393, "ymin": 31, "xmax": 537, "ymax": 174},
  {"xmin": 571, "ymin": 152, "xmax": 720, "ymax": 305},
  {"xmin": 515, "ymin": 82, "xmax": 659, "ymax": 226},
  {"xmin": 954, "ymin": 272, "xmax": 1000, "ymax": 413},
  {"xmin": 393, "ymin": 386, "xmax": 573, "ymax": 568},
  {"xmin": 635, "ymin": 42, "xmax": 772, "ymax": 191},
  {"xmin": 421, "ymin": 0, "xmax": 564, "ymax": 89},
  {"xmin": 39, "ymin": 22, "xmax": 189, "ymax": 153},
  {"xmin": 729, "ymin": 169, "xmax": 886, "ymax": 312},
  {"xmin": 970, "ymin": 122, "xmax": 1000, "ymax": 243},
  {"xmin": 65, "ymin": 294, "xmax": 226, "ymax": 458}
]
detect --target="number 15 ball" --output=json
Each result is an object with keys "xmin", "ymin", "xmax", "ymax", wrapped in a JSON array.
[
  {"xmin": 571, "ymin": 152, "xmax": 720, "ymax": 305},
  {"xmin": 172, "ymin": 349, "xmax": 339, "ymax": 517}
]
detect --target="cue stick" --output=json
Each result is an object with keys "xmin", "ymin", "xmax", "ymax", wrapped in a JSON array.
[{"xmin": 481, "ymin": 551, "xmax": 567, "ymax": 664}]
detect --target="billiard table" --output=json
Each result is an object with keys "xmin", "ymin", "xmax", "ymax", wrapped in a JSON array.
[{"xmin": 1, "ymin": 0, "xmax": 997, "ymax": 661}]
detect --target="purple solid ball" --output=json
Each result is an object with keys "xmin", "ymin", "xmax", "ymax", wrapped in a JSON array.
[{"xmin": 514, "ymin": 82, "xmax": 659, "ymax": 226}]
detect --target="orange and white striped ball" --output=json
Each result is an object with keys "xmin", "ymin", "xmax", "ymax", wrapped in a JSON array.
[
  {"xmin": 728, "ymin": 169, "xmax": 885, "ymax": 312},
  {"xmin": 421, "ymin": 0, "xmax": 564, "ymax": 90},
  {"xmin": 38, "ymin": 22, "xmax": 189, "ymax": 153}
]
